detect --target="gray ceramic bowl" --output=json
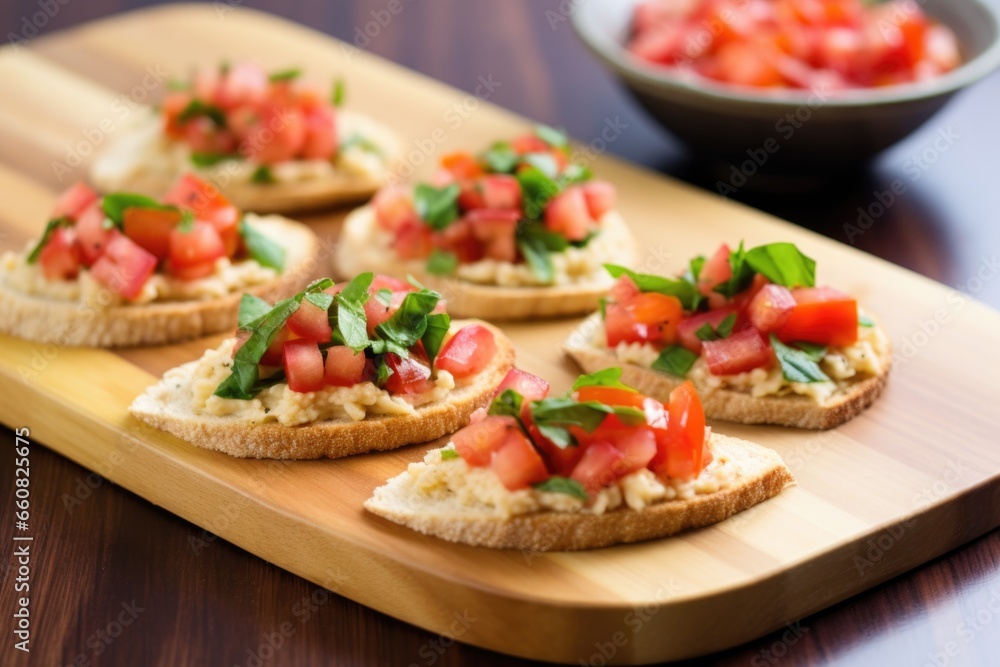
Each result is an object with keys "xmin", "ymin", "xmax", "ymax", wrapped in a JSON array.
[{"xmin": 572, "ymin": 0, "xmax": 1000, "ymax": 170}]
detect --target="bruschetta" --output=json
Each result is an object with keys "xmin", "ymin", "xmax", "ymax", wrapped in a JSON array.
[
  {"xmin": 565, "ymin": 242, "xmax": 892, "ymax": 429},
  {"xmin": 336, "ymin": 126, "xmax": 636, "ymax": 320},
  {"xmin": 129, "ymin": 274, "xmax": 515, "ymax": 459},
  {"xmin": 90, "ymin": 62, "xmax": 399, "ymax": 213},
  {"xmin": 365, "ymin": 367, "xmax": 795, "ymax": 550},
  {"xmin": 0, "ymin": 175, "xmax": 317, "ymax": 347}
]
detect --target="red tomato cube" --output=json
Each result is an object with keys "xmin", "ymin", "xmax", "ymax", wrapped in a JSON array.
[
  {"xmin": 75, "ymin": 202, "xmax": 115, "ymax": 266},
  {"xmin": 282, "ymin": 339, "xmax": 326, "ymax": 393},
  {"xmin": 168, "ymin": 221, "xmax": 226, "ymax": 270},
  {"xmin": 582, "ymin": 180, "xmax": 616, "ymax": 220},
  {"xmin": 384, "ymin": 354, "xmax": 434, "ymax": 395},
  {"xmin": 324, "ymin": 346, "xmax": 366, "ymax": 387},
  {"xmin": 544, "ymin": 186, "xmax": 592, "ymax": 241},
  {"xmin": 88, "ymin": 234, "xmax": 157, "ymax": 300},
  {"xmin": 747, "ymin": 284, "xmax": 796, "ymax": 332},
  {"xmin": 123, "ymin": 207, "xmax": 182, "ymax": 259},
  {"xmin": 493, "ymin": 368, "xmax": 550, "ymax": 402},
  {"xmin": 453, "ymin": 415, "xmax": 518, "ymax": 467},
  {"xmin": 490, "ymin": 428, "xmax": 549, "ymax": 491},
  {"xmin": 286, "ymin": 299, "xmax": 333, "ymax": 343},
  {"xmin": 435, "ymin": 325, "xmax": 496, "ymax": 378},
  {"xmin": 51, "ymin": 182, "xmax": 99, "ymax": 221},
  {"xmin": 677, "ymin": 306, "xmax": 739, "ymax": 354},
  {"xmin": 570, "ymin": 441, "xmax": 626, "ymax": 494},
  {"xmin": 702, "ymin": 327, "xmax": 773, "ymax": 376},
  {"xmin": 38, "ymin": 227, "xmax": 81, "ymax": 281},
  {"xmin": 777, "ymin": 286, "xmax": 859, "ymax": 347}
]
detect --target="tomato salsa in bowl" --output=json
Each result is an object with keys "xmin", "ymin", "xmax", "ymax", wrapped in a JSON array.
[{"xmin": 572, "ymin": 0, "xmax": 1000, "ymax": 169}]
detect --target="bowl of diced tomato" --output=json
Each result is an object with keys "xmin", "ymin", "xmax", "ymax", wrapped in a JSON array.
[{"xmin": 572, "ymin": 0, "xmax": 1000, "ymax": 170}]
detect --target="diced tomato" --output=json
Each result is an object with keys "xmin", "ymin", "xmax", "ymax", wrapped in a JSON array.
[
  {"xmin": 609, "ymin": 428, "xmax": 658, "ymax": 475},
  {"xmin": 441, "ymin": 151, "xmax": 483, "ymax": 181},
  {"xmin": 582, "ymin": 180, "xmax": 616, "ymax": 220},
  {"xmin": 571, "ymin": 441, "xmax": 625, "ymax": 494},
  {"xmin": 747, "ymin": 284, "xmax": 796, "ymax": 333},
  {"xmin": 369, "ymin": 274, "xmax": 414, "ymax": 294},
  {"xmin": 166, "ymin": 259, "xmax": 217, "ymax": 281},
  {"xmin": 611, "ymin": 275, "xmax": 641, "ymax": 305},
  {"xmin": 286, "ymin": 299, "xmax": 332, "ymax": 343},
  {"xmin": 544, "ymin": 186, "xmax": 593, "ymax": 242},
  {"xmin": 628, "ymin": 23, "xmax": 686, "ymax": 64},
  {"xmin": 260, "ymin": 326, "xmax": 295, "ymax": 366},
  {"xmin": 384, "ymin": 354, "xmax": 434, "ymax": 395},
  {"xmin": 75, "ymin": 202, "xmax": 114, "ymax": 266},
  {"xmin": 88, "ymin": 234, "xmax": 157, "ymax": 300},
  {"xmin": 702, "ymin": 327, "xmax": 773, "ymax": 376},
  {"xmin": 392, "ymin": 221, "xmax": 433, "ymax": 260},
  {"xmin": 776, "ymin": 286, "xmax": 858, "ymax": 346},
  {"xmin": 453, "ymin": 415, "xmax": 518, "ymax": 467},
  {"xmin": 493, "ymin": 368, "xmax": 550, "ymax": 402},
  {"xmin": 435, "ymin": 325, "xmax": 496, "ymax": 378},
  {"xmin": 300, "ymin": 105, "xmax": 337, "ymax": 160},
  {"xmin": 698, "ymin": 243, "xmax": 732, "ymax": 300},
  {"xmin": 364, "ymin": 289, "xmax": 407, "ymax": 335},
  {"xmin": 282, "ymin": 339, "xmax": 326, "ymax": 393},
  {"xmin": 168, "ymin": 221, "xmax": 226, "ymax": 269},
  {"xmin": 241, "ymin": 104, "xmax": 306, "ymax": 163},
  {"xmin": 490, "ymin": 428, "xmax": 549, "ymax": 491},
  {"xmin": 214, "ymin": 62, "xmax": 268, "ymax": 110},
  {"xmin": 651, "ymin": 381, "xmax": 707, "ymax": 479},
  {"xmin": 51, "ymin": 182, "xmax": 98, "ymax": 221},
  {"xmin": 162, "ymin": 91, "xmax": 193, "ymax": 138},
  {"xmin": 324, "ymin": 346, "xmax": 366, "ymax": 387},
  {"xmin": 38, "ymin": 227, "xmax": 81, "ymax": 281},
  {"xmin": 467, "ymin": 209, "xmax": 519, "ymax": 263},
  {"xmin": 122, "ymin": 206, "xmax": 181, "ymax": 258},
  {"xmin": 511, "ymin": 134, "xmax": 550, "ymax": 154},
  {"xmin": 677, "ymin": 306, "xmax": 738, "ymax": 354},
  {"xmin": 184, "ymin": 117, "xmax": 238, "ymax": 155},
  {"xmin": 480, "ymin": 175, "xmax": 522, "ymax": 210},
  {"xmin": 731, "ymin": 273, "xmax": 771, "ymax": 313},
  {"xmin": 163, "ymin": 175, "xmax": 239, "ymax": 242},
  {"xmin": 434, "ymin": 218, "xmax": 484, "ymax": 263},
  {"xmin": 575, "ymin": 386, "xmax": 647, "ymax": 409},
  {"xmin": 527, "ymin": 414, "xmax": 585, "ymax": 476},
  {"xmin": 605, "ymin": 292, "xmax": 684, "ymax": 347}
]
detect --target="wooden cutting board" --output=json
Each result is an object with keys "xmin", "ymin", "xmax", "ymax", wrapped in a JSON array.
[{"xmin": 2, "ymin": 5, "xmax": 999, "ymax": 664}]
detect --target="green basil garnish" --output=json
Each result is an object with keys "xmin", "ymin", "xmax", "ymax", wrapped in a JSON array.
[
  {"xmin": 770, "ymin": 334, "xmax": 830, "ymax": 383},
  {"xmin": 651, "ymin": 345, "xmax": 698, "ymax": 378},
  {"xmin": 533, "ymin": 476, "xmax": 588, "ymax": 500},
  {"xmin": 426, "ymin": 248, "xmax": 458, "ymax": 276},
  {"xmin": 529, "ymin": 397, "xmax": 644, "ymax": 449},
  {"xmin": 414, "ymin": 184, "xmax": 460, "ymax": 230},
  {"xmin": 239, "ymin": 220, "xmax": 286, "ymax": 271},
  {"xmin": 26, "ymin": 217, "xmax": 72, "ymax": 264},
  {"xmin": 604, "ymin": 264, "xmax": 701, "ymax": 311},
  {"xmin": 572, "ymin": 367, "xmax": 635, "ymax": 392}
]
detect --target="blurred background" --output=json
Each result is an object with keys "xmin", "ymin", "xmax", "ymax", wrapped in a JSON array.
[{"xmin": 4, "ymin": 0, "xmax": 1000, "ymax": 308}]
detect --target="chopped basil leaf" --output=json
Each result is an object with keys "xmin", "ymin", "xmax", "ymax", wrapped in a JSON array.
[
  {"xmin": 792, "ymin": 341, "xmax": 827, "ymax": 362},
  {"xmin": 422, "ymin": 312, "xmax": 451, "ymax": 367},
  {"xmin": 375, "ymin": 288, "xmax": 393, "ymax": 307},
  {"xmin": 535, "ymin": 124, "xmax": 569, "ymax": 150},
  {"xmin": 305, "ymin": 292, "xmax": 334, "ymax": 311},
  {"xmin": 695, "ymin": 313, "xmax": 737, "ymax": 342},
  {"xmin": 375, "ymin": 356, "xmax": 392, "ymax": 387},
  {"xmin": 250, "ymin": 165, "xmax": 275, "ymax": 184},
  {"xmin": 522, "ymin": 152, "xmax": 559, "ymax": 179},
  {"xmin": 572, "ymin": 367, "xmax": 635, "ymax": 392},
  {"xmin": 859, "ymin": 313, "xmax": 875, "ymax": 327},
  {"xmin": 268, "ymin": 68, "xmax": 301, "ymax": 82},
  {"xmin": 771, "ymin": 334, "xmax": 830, "ymax": 383},
  {"xmin": 489, "ymin": 389, "xmax": 524, "ymax": 420},
  {"xmin": 482, "ymin": 143, "xmax": 518, "ymax": 173},
  {"xmin": 426, "ymin": 248, "xmax": 458, "ymax": 276},
  {"xmin": 686, "ymin": 255, "xmax": 706, "ymax": 283},
  {"xmin": 101, "ymin": 193, "xmax": 174, "ymax": 227},
  {"xmin": 413, "ymin": 184, "xmax": 460, "ymax": 230},
  {"xmin": 440, "ymin": 448, "xmax": 460, "ymax": 461},
  {"xmin": 373, "ymin": 289, "xmax": 443, "ymax": 354},
  {"xmin": 604, "ymin": 264, "xmax": 701, "ymax": 311},
  {"xmin": 237, "ymin": 293, "xmax": 272, "ymax": 330},
  {"xmin": 177, "ymin": 99, "xmax": 227, "ymax": 127},
  {"xmin": 333, "ymin": 272, "xmax": 374, "ymax": 352},
  {"xmin": 516, "ymin": 166, "xmax": 560, "ymax": 220},
  {"xmin": 529, "ymin": 397, "xmax": 645, "ymax": 449},
  {"xmin": 214, "ymin": 297, "xmax": 300, "ymax": 399},
  {"xmin": 533, "ymin": 476, "xmax": 588, "ymax": 500},
  {"xmin": 712, "ymin": 242, "xmax": 755, "ymax": 299},
  {"xmin": 516, "ymin": 222, "xmax": 570, "ymax": 284},
  {"xmin": 598, "ymin": 297, "xmax": 607, "ymax": 319},
  {"xmin": 26, "ymin": 217, "xmax": 71, "ymax": 264},
  {"xmin": 651, "ymin": 345, "xmax": 698, "ymax": 378},
  {"xmin": 239, "ymin": 219, "xmax": 286, "ymax": 270},
  {"xmin": 191, "ymin": 151, "xmax": 237, "ymax": 167},
  {"xmin": 557, "ymin": 163, "xmax": 592, "ymax": 187},
  {"xmin": 745, "ymin": 243, "xmax": 816, "ymax": 289},
  {"xmin": 332, "ymin": 77, "xmax": 345, "ymax": 106}
]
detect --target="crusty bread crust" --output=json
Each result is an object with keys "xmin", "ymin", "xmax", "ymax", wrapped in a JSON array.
[
  {"xmin": 0, "ymin": 216, "xmax": 319, "ymax": 348},
  {"xmin": 129, "ymin": 321, "xmax": 515, "ymax": 459},
  {"xmin": 334, "ymin": 206, "xmax": 637, "ymax": 320},
  {"xmin": 564, "ymin": 315, "xmax": 892, "ymax": 430},
  {"xmin": 364, "ymin": 435, "xmax": 795, "ymax": 551}
]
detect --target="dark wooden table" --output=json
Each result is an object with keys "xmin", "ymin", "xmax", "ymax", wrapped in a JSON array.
[{"xmin": 3, "ymin": 1, "xmax": 999, "ymax": 665}]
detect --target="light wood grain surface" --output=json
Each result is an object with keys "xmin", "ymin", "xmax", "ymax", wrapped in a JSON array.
[{"xmin": 1, "ymin": 5, "xmax": 999, "ymax": 664}]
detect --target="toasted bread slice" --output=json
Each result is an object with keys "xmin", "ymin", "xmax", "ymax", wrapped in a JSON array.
[
  {"xmin": 89, "ymin": 109, "xmax": 400, "ymax": 214},
  {"xmin": 364, "ymin": 434, "xmax": 795, "ymax": 551},
  {"xmin": 565, "ymin": 314, "xmax": 892, "ymax": 430},
  {"xmin": 129, "ymin": 321, "xmax": 515, "ymax": 459},
  {"xmin": 334, "ymin": 205, "xmax": 637, "ymax": 320},
  {"xmin": 0, "ymin": 215, "xmax": 318, "ymax": 348}
]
